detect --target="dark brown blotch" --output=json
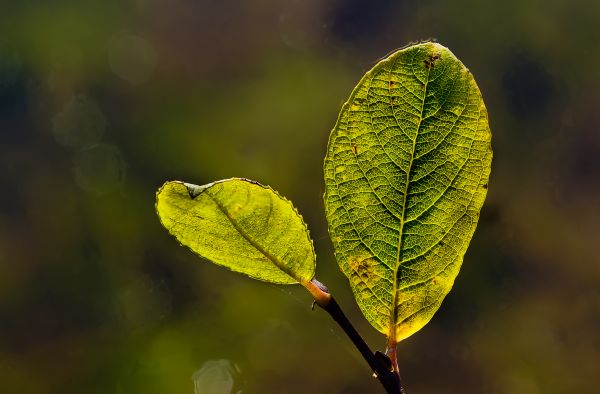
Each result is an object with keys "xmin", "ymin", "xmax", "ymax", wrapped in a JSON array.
[
  {"xmin": 348, "ymin": 256, "xmax": 375, "ymax": 283},
  {"xmin": 424, "ymin": 53, "xmax": 441, "ymax": 70}
]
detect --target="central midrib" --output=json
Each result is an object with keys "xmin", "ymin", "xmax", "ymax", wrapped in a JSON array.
[
  {"xmin": 205, "ymin": 190, "xmax": 301, "ymax": 282},
  {"xmin": 388, "ymin": 62, "xmax": 431, "ymax": 340}
]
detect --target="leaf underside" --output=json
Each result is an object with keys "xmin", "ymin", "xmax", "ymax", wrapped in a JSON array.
[
  {"xmin": 156, "ymin": 178, "xmax": 316, "ymax": 284},
  {"xmin": 324, "ymin": 42, "xmax": 492, "ymax": 341}
]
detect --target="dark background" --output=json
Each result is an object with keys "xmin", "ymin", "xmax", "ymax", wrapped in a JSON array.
[{"xmin": 1, "ymin": 1, "xmax": 599, "ymax": 393}]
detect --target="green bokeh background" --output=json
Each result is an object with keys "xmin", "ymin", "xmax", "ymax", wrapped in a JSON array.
[{"xmin": 1, "ymin": 1, "xmax": 598, "ymax": 393}]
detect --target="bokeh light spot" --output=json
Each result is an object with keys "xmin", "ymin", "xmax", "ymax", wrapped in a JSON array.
[
  {"xmin": 52, "ymin": 96, "xmax": 107, "ymax": 149},
  {"xmin": 192, "ymin": 359, "xmax": 241, "ymax": 394},
  {"xmin": 73, "ymin": 143, "xmax": 126, "ymax": 194},
  {"xmin": 108, "ymin": 33, "xmax": 157, "ymax": 85}
]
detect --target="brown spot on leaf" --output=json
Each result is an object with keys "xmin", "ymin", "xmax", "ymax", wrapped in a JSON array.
[
  {"xmin": 483, "ymin": 183, "xmax": 488, "ymax": 189},
  {"xmin": 431, "ymin": 275, "xmax": 444, "ymax": 287},
  {"xmin": 350, "ymin": 98, "xmax": 364, "ymax": 111},
  {"xmin": 389, "ymin": 80, "xmax": 397, "ymax": 88},
  {"xmin": 424, "ymin": 53, "xmax": 441, "ymax": 70},
  {"xmin": 348, "ymin": 255, "xmax": 377, "ymax": 285},
  {"xmin": 351, "ymin": 143, "xmax": 358, "ymax": 155}
]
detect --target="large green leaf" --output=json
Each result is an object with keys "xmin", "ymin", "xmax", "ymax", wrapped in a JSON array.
[
  {"xmin": 324, "ymin": 42, "xmax": 492, "ymax": 342},
  {"xmin": 156, "ymin": 178, "xmax": 316, "ymax": 284}
]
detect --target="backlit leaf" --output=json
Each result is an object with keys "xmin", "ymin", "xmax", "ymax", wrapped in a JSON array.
[
  {"xmin": 324, "ymin": 42, "xmax": 492, "ymax": 341},
  {"xmin": 156, "ymin": 178, "xmax": 316, "ymax": 284}
]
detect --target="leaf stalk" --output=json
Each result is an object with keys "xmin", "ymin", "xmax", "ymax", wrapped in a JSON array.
[{"xmin": 307, "ymin": 279, "xmax": 405, "ymax": 393}]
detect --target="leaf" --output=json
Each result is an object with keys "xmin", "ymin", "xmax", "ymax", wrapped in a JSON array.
[
  {"xmin": 156, "ymin": 178, "xmax": 316, "ymax": 285},
  {"xmin": 323, "ymin": 42, "xmax": 492, "ymax": 342}
]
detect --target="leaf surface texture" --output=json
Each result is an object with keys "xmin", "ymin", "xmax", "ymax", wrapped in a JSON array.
[
  {"xmin": 156, "ymin": 178, "xmax": 316, "ymax": 284},
  {"xmin": 324, "ymin": 42, "xmax": 492, "ymax": 340}
]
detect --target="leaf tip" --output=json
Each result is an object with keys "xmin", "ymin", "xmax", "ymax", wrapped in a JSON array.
[{"xmin": 183, "ymin": 181, "xmax": 209, "ymax": 199}]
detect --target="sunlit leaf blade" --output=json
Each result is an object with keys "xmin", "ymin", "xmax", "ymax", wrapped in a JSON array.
[
  {"xmin": 324, "ymin": 42, "xmax": 492, "ymax": 341},
  {"xmin": 156, "ymin": 178, "xmax": 316, "ymax": 284}
]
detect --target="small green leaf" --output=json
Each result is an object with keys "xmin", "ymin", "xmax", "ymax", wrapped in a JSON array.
[
  {"xmin": 324, "ymin": 42, "xmax": 492, "ymax": 341},
  {"xmin": 156, "ymin": 178, "xmax": 316, "ymax": 284}
]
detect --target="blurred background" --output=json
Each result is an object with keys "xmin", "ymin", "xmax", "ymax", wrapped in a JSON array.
[{"xmin": 1, "ymin": 0, "xmax": 599, "ymax": 393}]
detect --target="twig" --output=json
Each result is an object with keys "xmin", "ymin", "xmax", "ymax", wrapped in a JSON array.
[{"xmin": 303, "ymin": 279, "xmax": 405, "ymax": 394}]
